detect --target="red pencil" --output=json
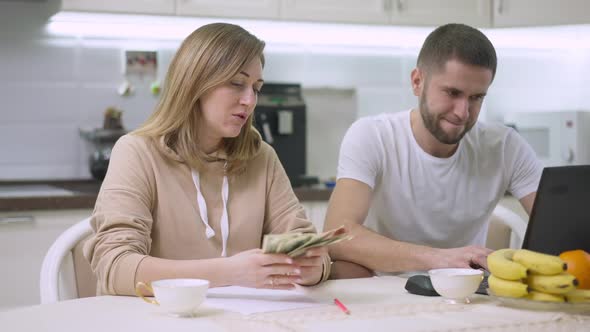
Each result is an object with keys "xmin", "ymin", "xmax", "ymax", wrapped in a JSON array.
[{"xmin": 334, "ymin": 298, "xmax": 350, "ymax": 315}]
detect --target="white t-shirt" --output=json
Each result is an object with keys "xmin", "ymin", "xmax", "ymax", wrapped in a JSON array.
[{"xmin": 337, "ymin": 110, "xmax": 543, "ymax": 248}]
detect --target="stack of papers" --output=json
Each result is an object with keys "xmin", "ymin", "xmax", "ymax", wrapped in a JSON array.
[{"xmin": 205, "ymin": 286, "xmax": 327, "ymax": 315}]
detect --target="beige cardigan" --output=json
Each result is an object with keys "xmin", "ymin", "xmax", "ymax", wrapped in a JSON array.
[{"xmin": 84, "ymin": 134, "xmax": 330, "ymax": 295}]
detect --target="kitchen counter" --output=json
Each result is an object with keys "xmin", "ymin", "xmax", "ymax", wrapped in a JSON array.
[{"xmin": 0, "ymin": 180, "xmax": 332, "ymax": 211}]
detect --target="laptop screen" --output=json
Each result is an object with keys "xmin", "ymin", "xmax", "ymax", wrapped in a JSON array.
[{"xmin": 521, "ymin": 165, "xmax": 590, "ymax": 255}]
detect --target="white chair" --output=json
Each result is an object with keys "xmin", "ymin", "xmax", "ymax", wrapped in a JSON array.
[
  {"xmin": 486, "ymin": 205, "xmax": 528, "ymax": 250},
  {"xmin": 40, "ymin": 217, "xmax": 96, "ymax": 304}
]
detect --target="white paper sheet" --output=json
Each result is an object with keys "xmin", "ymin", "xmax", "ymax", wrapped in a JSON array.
[{"xmin": 204, "ymin": 286, "xmax": 327, "ymax": 315}]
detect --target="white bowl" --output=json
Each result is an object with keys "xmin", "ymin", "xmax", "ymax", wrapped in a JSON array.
[{"xmin": 428, "ymin": 268, "xmax": 483, "ymax": 303}]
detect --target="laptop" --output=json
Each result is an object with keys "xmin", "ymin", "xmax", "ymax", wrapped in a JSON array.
[
  {"xmin": 408, "ymin": 166, "xmax": 590, "ymax": 296},
  {"xmin": 521, "ymin": 165, "xmax": 590, "ymax": 255},
  {"xmin": 477, "ymin": 165, "xmax": 590, "ymax": 294}
]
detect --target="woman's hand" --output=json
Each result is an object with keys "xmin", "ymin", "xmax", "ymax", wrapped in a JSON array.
[
  {"xmin": 291, "ymin": 247, "xmax": 327, "ymax": 286},
  {"xmin": 227, "ymin": 249, "xmax": 302, "ymax": 290}
]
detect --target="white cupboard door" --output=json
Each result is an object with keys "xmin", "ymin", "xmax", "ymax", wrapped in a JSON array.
[
  {"xmin": 390, "ymin": 0, "xmax": 492, "ymax": 27},
  {"xmin": 493, "ymin": 0, "xmax": 590, "ymax": 27},
  {"xmin": 61, "ymin": 0, "xmax": 175, "ymax": 15},
  {"xmin": 176, "ymin": 0, "xmax": 280, "ymax": 19},
  {"xmin": 281, "ymin": 0, "xmax": 390, "ymax": 24},
  {"xmin": 0, "ymin": 209, "xmax": 92, "ymax": 310}
]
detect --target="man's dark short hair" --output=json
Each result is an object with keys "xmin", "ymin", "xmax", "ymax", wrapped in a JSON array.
[{"xmin": 417, "ymin": 23, "xmax": 497, "ymax": 80}]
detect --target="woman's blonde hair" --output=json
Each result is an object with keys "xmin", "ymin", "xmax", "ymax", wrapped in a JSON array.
[{"xmin": 134, "ymin": 23, "xmax": 265, "ymax": 174}]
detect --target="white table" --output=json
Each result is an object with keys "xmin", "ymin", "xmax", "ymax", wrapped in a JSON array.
[{"xmin": 1, "ymin": 277, "xmax": 589, "ymax": 332}]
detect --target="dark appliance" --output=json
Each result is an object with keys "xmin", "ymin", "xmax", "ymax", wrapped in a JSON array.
[
  {"xmin": 80, "ymin": 128, "xmax": 126, "ymax": 180},
  {"xmin": 254, "ymin": 83, "xmax": 308, "ymax": 187}
]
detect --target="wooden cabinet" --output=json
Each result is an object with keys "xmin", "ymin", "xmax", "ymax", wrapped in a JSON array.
[
  {"xmin": 281, "ymin": 0, "xmax": 390, "ymax": 24},
  {"xmin": 176, "ymin": 0, "xmax": 280, "ymax": 19},
  {"xmin": 390, "ymin": 0, "xmax": 492, "ymax": 27},
  {"xmin": 61, "ymin": 0, "xmax": 175, "ymax": 15},
  {"xmin": 493, "ymin": 0, "xmax": 590, "ymax": 27},
  {"xmin": 0, "ymin": 209, "xmax": 92, "ymax": 311}
]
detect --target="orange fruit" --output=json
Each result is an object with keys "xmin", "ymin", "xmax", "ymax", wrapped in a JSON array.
[{"xmin": 559, "ymin": 250, "xmax": 590, "ymax": 290}]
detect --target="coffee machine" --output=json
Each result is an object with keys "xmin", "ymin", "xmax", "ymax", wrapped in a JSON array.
[
  {"xmin": 80, "ymin": 128, "xmax": 126, "ymax": 180},
  {"xmin": 80, "ymin": 107, "xmax": 126, "ymax": 180},
  {"xmin": 254, "ymin": 83, "xmax": 309, "ymax": 187}
]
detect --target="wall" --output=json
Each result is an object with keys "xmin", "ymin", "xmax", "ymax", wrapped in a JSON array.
[{"xmin": 1, "ymin": 2, "xmax": 589, "ymax": 181}]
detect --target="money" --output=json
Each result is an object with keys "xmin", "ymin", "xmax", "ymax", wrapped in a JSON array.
[{"xmin": 262, "ymin": 225, "xmax": 352, "ymax": 258}]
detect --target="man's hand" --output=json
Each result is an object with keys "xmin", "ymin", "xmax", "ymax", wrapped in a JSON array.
[{"xmin": 433, "ymin": 246, "xmax": 493, "ymax": 270}]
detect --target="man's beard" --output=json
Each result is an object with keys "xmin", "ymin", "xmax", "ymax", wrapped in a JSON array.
[{"xmin": 419, "ymin": 93, "xmax": 473, "ymax": 145}]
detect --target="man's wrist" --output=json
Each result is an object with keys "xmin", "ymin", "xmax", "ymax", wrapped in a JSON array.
[{"xmin": 416, "ymin": 246, "xmax": 441, "ymax": 270}]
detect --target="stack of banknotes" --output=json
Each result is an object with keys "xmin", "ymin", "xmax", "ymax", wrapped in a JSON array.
[{"xmin": 262, "ymin": 226, "xmax": 352, "ymax": 258}]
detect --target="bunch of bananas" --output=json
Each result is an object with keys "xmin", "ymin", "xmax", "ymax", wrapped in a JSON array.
[{"xmin": 487, "ymin": 249, "xmax": 590, "ymax": 303}]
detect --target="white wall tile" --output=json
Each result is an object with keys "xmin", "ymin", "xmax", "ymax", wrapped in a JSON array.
[
  {"xmin": 77, "ymin": 83, "xmax": 158, "ymax": 130},
  {"xmin": 303, "ymin": 88, "xmax": 356, "ymax": 180},
  {"xmin": 0, "ymin": 39, "xmax": 78, "ymax": 83},
  {"xmin": 0, "ymin": 124, "xmax": 83, "ymax": 172},
  {"xmin": 0, "ymin": 82, "xmax": 80, "ymax": 124},
  {"xmin": 356, "ymin": 86, "xmax": 415, "ymax": 118},
  {"xmin": 264, "ymin": 51, "xmax": 307, "ymax": 83},
  {"xmin": 574, "ymin": 50, "xmax": 590, "ymax": 110},
  {"xmin": 77, "ymin": 47, "xmax": 125, "ymax": 82},
  {"xmin": 0, "ymin": 164, "xmax": 84, "ymax": 180},
  {"xmin": 488, "ymin": 50, "xmax": 582, "ymax": 115},
  {"xmin": 303, "ymin": 53, "xmax": 405, "ymax": 87}
]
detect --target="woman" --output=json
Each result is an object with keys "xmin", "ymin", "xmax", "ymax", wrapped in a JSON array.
[{"xmin": 84, "ymin": 23, "xmax": 331, "ymax": 296}]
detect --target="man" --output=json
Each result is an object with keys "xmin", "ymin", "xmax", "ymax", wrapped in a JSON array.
[{"xmin": 324, "ymin": 23, "xmax": 542, "ymax": 278}]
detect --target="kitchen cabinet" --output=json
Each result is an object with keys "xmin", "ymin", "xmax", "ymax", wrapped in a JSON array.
[
  {"xmin": 61, "ymin": 0, "xmax": 175, "ymax": 15},
  {"xmin": 59, "ymin": 0, "xmax": 590, "ymax": 28},
  {"xmin": 281, "ymin": 0, "xmax": 390, "ymax": 24},
  {"xmin": 492, "ymin": 0, "xmax": 590, "ymax": 27},
  {"xmin": 0, "ymin": 209, "xmax": 92, "ymax": 311},
  {"xmin": 284, "ymin": 0, "xmax": 589, "ymax": 27},
  {"xmin": 390, "ymin": 0, "xmax": 492, "ymax": 27},
  {"xmin": 280, "ymin": 0, "xmax": 491, "ymax": 26},
  {"xmin": 176, "ymin": 0, "xmax": 280, "ymax": 20}
]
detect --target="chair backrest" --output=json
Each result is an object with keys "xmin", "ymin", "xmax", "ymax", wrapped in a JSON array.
[
  {"xmin": 40, "ymin": 217, "xmax": 97, "ymax": 304},
  {"xmin": 486, "ymin": 205, "xmax": 527, "ymax": 250}
]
